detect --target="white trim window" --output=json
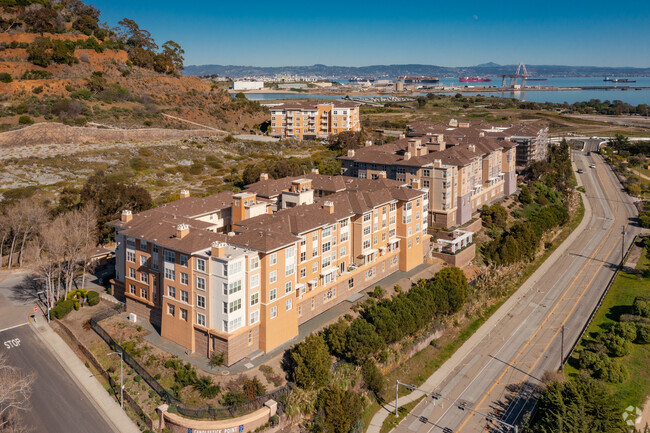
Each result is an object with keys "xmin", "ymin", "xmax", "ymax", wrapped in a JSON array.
[
  {"xmin": 197, "ymin": 294, "xmax": 205, "ymax": 309},
  {"xmin": 196, "ymin": 258, "xmax": 206, "ymax": 272},
  {"xmin": 196, "ymin": 276, "xmax": 205, "ymax": 291},
  {"xmin": 250, "ymin": 293, "xmax": 259, "ymax": 306},
  {"xmin": 286, "ymin": 298, "xmax": 292, "ymax": 311},
  {"xmin": 270, "ymin": 306, "xmax": 277, "ymax": 319},
  {"xmin": 250, "ymin": 310, "xmax": 259, "ymax": 325},
  {"xmin": 196, "ymin": 313, "xmax": 206, "ymax": 327}
]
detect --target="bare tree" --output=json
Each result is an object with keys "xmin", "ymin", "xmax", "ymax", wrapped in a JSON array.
[
  {"xmin": 0, "ymin": 213, "xmax": 10, "ymax": 268},
  {"xmin": 32, "ymin": 219, "xmax": 66, "ymax": 306},
  {"xmin": 5, "ymin": 199, "xmax": 48, "ymax": 269},
  {"xmin": 0, "ymin": 353, "xmax": 34, "ymax": 433},
  {"xmin": 78, "ymin": 204, "xmax": 98, "ymax": 291}
]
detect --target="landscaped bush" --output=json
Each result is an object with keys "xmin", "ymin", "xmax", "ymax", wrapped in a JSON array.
[
  {"xmin": 51, "ymin": 299, "xmax": 75, "ymax": 319},
  {"xmin": 194, "ymin": 376, "xmax": 220, "ymax": 399},
  {"xmin": 576, "ymin": 350, "xmax": 627, "ymax": 383},
  {"xmin": 209, "ymin": 352, "xmax": 225, "ymax": 367},
  {"xmin": 87, "ymin": 290, "xmax": 100, "ymax": 306},
  {"xmin": 636, "ymin": 323, "xmax": 650, "ymax": 344},
  {"xmin": 633, "ymin": 296, "xmax": 650, "ymax": 318},
  {"xmin": 598, "ymin": 333, "xmax": 631, "ymax": 357},
  {"xmin": 610, "ymin": 321, "xmax": 636, "ymax": 341},
  {"xmin": 0, "ymin": 73, "xmax": 13, "ymax": 83}
]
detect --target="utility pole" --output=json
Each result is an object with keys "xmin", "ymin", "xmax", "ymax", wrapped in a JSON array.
[
  {"xmin": 560, "ymin": 325, "xmax": 565, "ymax": 368},
  {"xmin": 622, "ymin": 226, "xmax": 626, "ymax": 264}
]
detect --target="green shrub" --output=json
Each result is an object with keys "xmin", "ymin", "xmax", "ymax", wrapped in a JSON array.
[
  {"xmin": 371, "ymin": 286, "xmax": 384, "ymax": 298},
  {"xmin": 221, "ymin": 390, "xmax": 246, "ymax": 407},
  {"xmin": 0, "ymin": 73, "xmax": 13, "ymax": 83},
  {"xmin": 361, "ymin": 359, "xmax": 384, "ymax": 395},
  {"xmin": 269, "ymin": 415, "xmax": 279, "ymax": 426},
  {"xmin": 633, "ymin": 297, "xmax": 650, "ymax": 318},
  {"xmin": 52, "ymin": 299, "xmax": 75, "ymax": 319},
  {"xmin": 194, "ymin": 376, "xmax": 220, "ymax": 399},
  {"xmin": 18, "ymin": 115, "xmax": 34, "ymax": 125},
  {"xmin": 209, "ymin": 352, "xmax": 225, "ymax": 367},
  {"xmin": 71, "ymin": 89, "xmax": 94, "ymax": 100},
  {"xmin": 636, "ymin": 324, "xmax": 650, "ymax": 344},
  {"xmin": 87, "ymin": 291, "xmax": 100, "ymax": 306},
  {"xmin": 598, "ymin": 333, "xmax": 631, "ymax": 357},
  {"xmin": 610, "ymin": 322, "xmax": 636, "ymax": 341},
  {"xmin": 174, "ymin": 363, "xmax": 197, "ymax": 387},
  {"xmin": 21, "ymin": 70, "xmax": 53, "ymax": 80}
]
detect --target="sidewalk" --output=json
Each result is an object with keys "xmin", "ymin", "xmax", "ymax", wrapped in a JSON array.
[
  {"xmin": 367, "ymin": 181, "xmax": 594, "ymax": 431},
  {"xmin": 32, "ymin": 320, "xmax": 141, "ymax": 433}
]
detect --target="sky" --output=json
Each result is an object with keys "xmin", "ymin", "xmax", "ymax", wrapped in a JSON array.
[{"xmin": 90, "ymin": 0, "xmax": 650, "ymax": 67}]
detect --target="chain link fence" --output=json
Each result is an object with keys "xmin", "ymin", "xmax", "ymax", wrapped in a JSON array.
[{"xmin": 90, "ymin": 312, "xmax": 291, "ymax": 420}]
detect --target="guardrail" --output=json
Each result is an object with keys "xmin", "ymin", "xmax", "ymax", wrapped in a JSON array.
[{"xmin": 89, "ymin": 311, "xmax": 292, "ymax": 420}]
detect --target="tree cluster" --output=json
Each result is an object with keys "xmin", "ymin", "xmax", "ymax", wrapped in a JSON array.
[
  {"xmin": 525, "ymin": 374, "xmax": 627, "ymax": 433},
  {"xmin": 117, "ymin": 18, "xmax": 184, "ymax": 74},
  {"xmin": 26, "ymin": 36, "xmax": 77, "ymax": 67}
]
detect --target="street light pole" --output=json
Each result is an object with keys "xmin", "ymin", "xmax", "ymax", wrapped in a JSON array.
[
  {"xmin": 36, "ymin": 290, "xmax": 50, "ymax": 323},
  {"xmin": 108, "ymin": 351, "xmax": 123, "ymax": 408}
]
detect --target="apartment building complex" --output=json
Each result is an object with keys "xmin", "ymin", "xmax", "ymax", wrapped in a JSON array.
[
  {"xmin": 339, "ymin": 121, "xmax": 521, "ymax": 228},
  {"xmin": 406, "ymin": 119, "xmax": 549, "ymax": 169},
  {"xmin": 110, "ymin": 173, "xmax": 428, "ymax": 365},
  {"xmin": 269, "ymin": 101, "xmax": 361, "ymax": 140}
]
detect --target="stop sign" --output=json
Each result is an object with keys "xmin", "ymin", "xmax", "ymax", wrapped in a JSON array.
[{"xmin": 33, "ymin": 306, "xmax": 38, "ymax": 312}]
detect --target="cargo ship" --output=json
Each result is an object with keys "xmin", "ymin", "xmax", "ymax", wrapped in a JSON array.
[
  {"xmin": 459, "ymin": 77, "xmax": 491, "ymax": 82},
  {"xmin": 527, "ymin": 78, "xmax": 547, "ymax": 81},
  {"xmin": 348, "ymin": 77, "xmax": 375, "ymax": 83},
  {"xmin": 399, "ymin": 76, "xmax": 439, "ymax": 84},
  {"xmin": 604, "ymin": 77, "xmax": 636, "ymax": 83}
]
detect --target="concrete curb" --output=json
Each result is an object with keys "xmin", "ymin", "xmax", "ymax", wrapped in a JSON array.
[
  {"xmin": 32, "ymin": 321, "xmax": 141, "ymax": 433},
  {"xmin": 367, "ymin": 171, "xmax": 592, "ymax": 432}
]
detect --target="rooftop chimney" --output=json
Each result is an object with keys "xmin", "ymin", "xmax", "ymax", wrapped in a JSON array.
[
  {"xmin": 121, "ymin": 210, "xmax": 133, "ymax": 223},
  {"xmin": 365, "ymin": 140, "xmax": 373, "ymax": 147},
  {"xmin": 411, "ymin": 179, "xmax": 421, "ymax": 189},
  {"xmin": 378, "ymin": 171, "xmax": 387, "ymax": 179},
  {"xmin": 180, "ymin": 189, "xmax": 190, "ymax": 199},
  {"xmin": 347, "ymin": 149, "xmax": 355, "ymax": 157},
  {"xmin": 479, "ymin": 132, "xmax": 485, "ymax": 137},
  {"xmin": 211, "ymin": 241, "xmax": 226, "ymax": 258},
  {"xmin": 404, "ymin": 152, "xmax": 411, "ymax": 160},
  {"xmin": 323, "ymin": 201, "xmax": 334, "ymax": 214},
  {"xmin": 176, "ymin": 223, "xmax": 189, "ymax": 239},
  {"xmin": 469, "ymin": 144, "xmax": 476, "ymax": 152},
  {"xmin": 260, "ymin": 173, "xmax": 269, "ymax": 181},
  {"xmin": 311, "ymin": 168, "xmax": 319, "ymax": 174}
]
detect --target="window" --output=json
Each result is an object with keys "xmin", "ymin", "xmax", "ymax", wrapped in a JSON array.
[
  {"xmin": 390, "ymin": 203, "xmax": 396, "ymax": 212},
  {"xmin": 340, "ymin": 219, "xmax": 348, "ymax": 228},
  {"xmin": 324, "ymin": 288, "xmax": 336, "ymax": 301},
  {"xmin": 126, "ymin": 251, "xmax": 135, "ymax": 263},
  {"xmin": 164, "ymin": 268, "xmax": 175, "ymax": 281},
  {"xmin": 286, "ymin": 246, "xmax": 295, "ymax": 260},
  {"xmin": 140, "ymin": 256, "xmax": 147, "ymax": 266},
  {"xmin": 285, "ymin": 281, "xmax": 292, "ymax": 294},
  {"xmin": 312, "ymin": 262, "xmax": 318, "ymax": 273},
  {"xmin": 286, "ymin": 298, "xmax": 292, "ymax": 311},
  {"xmin": 363, "ymin": 226, "xmax": 371, "ymax": 236},
  {"xmin": 423, "ymin": 180, "xmax": 430, "ymax": 188},
  {"xmin": 322, "ymin": 256, "xmax": 331, "ymax": 269},
  {"xmin": 340, "ymin": 246, "xmax": 346, "ymax": 257},
  {"xmin": 311, "ymin": 298, "xmax": 315, "ymax": 309},
  {"xmin": 422, "ymin": 169, "xmax": 430, "ymax": 177},
  {"xmin": 270, "ymin": 289, "xmax": 277, "ymax": 301},
  {"xmin": 140, "ymin": 272, "xmax": 147, "ymax": 283},
  {"xmin": 348, "ymin": 278, "xmax": 354, "ymax": 289},
  {"xmin": 300, "ymin": 236, "xmax": 306, "ymax": 247},
  {"xmin": 250, "ymin": 310, "xmax": 259, "ymax": 325},
  {"xmin": 363, "ymin": 213, "xmax": 371, "ymax": 222},
  {"xmin": 129, "ymin": 268, "xmax": 136, "ymax": 279},
  {"xmin": 168, "ymin": 304, "xmax": 175, "ymax": 316},
  {"xmin": 250, "ymin": 293, "xmax": 259, "ymax": 306},
  {"xmin": 228, "ymin": 280, "xmax": 242, "ymax": 295},
  {"xmin": 140, "ymin": 240, "xmax": 147, "ymax": 251},
  {"xmin": 374, "ymin": 235, "xmax": 378, "ymax": 245},
  {"xmin": 168, "ymin": 286, "xmax": 176, "ymax": 298},
  {"xmin": 229, "ymin": 261, "xmax": 242, "ymax": 275},
  {"xmin": 390, "ymin": 215, "xmax": 396, "ymax": 225},
  {"xmin": 163, "ymin": 250, "xmax": 175, "ymax": 263},
  {"xmin": 129, "ymin": 284, "xmax": 136, "ymax": 294},
  {"xmin": 196, "ymin": 313, "xmax": 206, "ymax": 327},
  {"xmin": 196, "ymin": 258, "xmax": 206, "ymax": 272},
  {"xmin": 322, "ymin": 226, "xmax": 331, "ymax": 238},
  {"xmin": 181, "ymin": 308, "xmax": 188, "ymax": 321},
  {"xmin": 285, "ymin": 263, "xmax": 294, "ymax": 276},
  {"xmin": 180, "ymin": 255, "xmax": 188, "ymax": 267},
  {"xmin": 196, "ymin": 276, "xmax": 206, "ymax": 291},
  {"xmin": 269, "ymin": 253, "xmax": 277, "ymax": 265},
  {"xmin": 250, "ymin": 256, "xmax": 259, "ymax": 270},
  {"xmin": 181, "ymin": 290, "xmax": 188, "ymax": 303},
  {"xmin": 250, "ymin": 274, "xmax": 260, "ymax": 288},
  {"xmin": 181, "ymin": 273, "xmax": 188, "ymax": 285},
  {"xmin": 197, "ymin": 295, "xmax": 205, "ymax": 309},
  {"xmin": 340, "ymin": 231, "xmax": 348, "ymax": 242},
  {"xmin": 229, "ymin": 299, "xmax": 241, "ymax": 313},
  {"xmin": 300, "ymin": 251, "xmax": 306, "ymax": 262},
  {"xmin": 269, "ymin": 271, "xmax": 277, "ymax": 284},
  {"xmin": 322, "ymin": 242, "xmax": 331, "ymax": 254},
  {"xmin": 270, "ymin": 306, "xmax": 277, "ymax": 319},
  {"xmin": 223, "ymin": 302, "xmax": 228, "ymax": 313},
  {"xmin": 300, "ymin": 268, "xmax": 306, "ymax": 278},
  {"xmin": 363, "ymin": 240, "xmax": 371, "ymax": 250},
  {"xmin": 152, "ymin": 245, "xmax": 158, "ymax": 253}
]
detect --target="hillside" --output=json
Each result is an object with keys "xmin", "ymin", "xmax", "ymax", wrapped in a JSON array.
[{"xmin": 0, "ymin": 1, "xmax": 267, "ymax": 134}]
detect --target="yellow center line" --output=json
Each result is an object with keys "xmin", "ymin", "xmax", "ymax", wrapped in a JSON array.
[{"xmin": 455, "ymin": 157, "xmax": 624, "ymax": 432}]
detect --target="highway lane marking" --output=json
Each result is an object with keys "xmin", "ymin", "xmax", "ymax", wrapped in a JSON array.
[
  {"xmin": 454, "ymin": 154, "xmax": 626, "ymax": 433},
  {"xmin": 0, "ymin": 322, "xmax": 29, "ymax": 334}
]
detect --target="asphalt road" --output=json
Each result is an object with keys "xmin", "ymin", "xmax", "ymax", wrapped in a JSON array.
[
  {"xmin": 394, "ymin": 143, "xmax": 639, "ymax": 433},
  {"xmin": 0, "ymin": 273, "xmax": 117, "ymax": 433}
]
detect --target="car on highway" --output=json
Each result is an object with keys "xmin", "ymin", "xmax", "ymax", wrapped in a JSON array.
[
  {"xmin": 577, "ymin": 168, "xmax": 584, "ymax": 173},
  {"xmin": 590, "ymin": 164, "xmax": 596, "ymax": 168}
]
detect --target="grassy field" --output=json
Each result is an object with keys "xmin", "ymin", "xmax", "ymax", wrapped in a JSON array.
[{"xmin": 565, "ymin": 242, "xmax": 650, "ymax": 409}]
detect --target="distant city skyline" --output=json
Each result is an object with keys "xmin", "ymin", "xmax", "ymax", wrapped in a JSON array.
[{"xmin": 91, "ymin": 0, "xmax": 650, "ymax": 68}]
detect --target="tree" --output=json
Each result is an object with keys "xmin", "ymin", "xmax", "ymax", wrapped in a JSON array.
[
  {"xmin": 526, "ymin": 375, "xmax": 626, "ymax": 433},
  {"xmin": 345, "ymin": 319, "xmax": 384, "ymax": 362},
  {"xmin": 21, "ymin": 6, "xmax": 58, "ymax": 34},
  {"xmin": 86, "ymin": 71, "xmax": 107, "ymax": 94},
  {"xmin": 117, "ymin": 18, "xmax": 158, "ymax": 51},
  {"xmin": 0, "ymin": 353, "xmax": 34, "ymax": 433},
  {"xmin": 242, "ymin": 377, "xmax": 266, "ymax": 400},
  {"xmin": 313, "ymin": 386, "xmax": 364, "ymax": 433},
  {"xmin": 330, "ymin": 131, "xmax": 364, "ymax": 150},
  {"xmin": 361, "ymin": 359, "xmax": 384, "ymax": 395},
  {"xmin": 161, "ymin": 40, "xmax": 184, "ymax": 72},
  {"xmin": 289, "ymin": 334, "xmax": 332, "ymax": 389},
  {"xmin": 519, "ymin": 185, "xmax": 533, "ymax": 204},
  {"xmin": 323, "ymin": 319, "xmax": 348, "ymax": 358}
]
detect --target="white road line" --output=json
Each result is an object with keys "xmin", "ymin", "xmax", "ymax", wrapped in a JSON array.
[{"xmin": 0, "ymin": 322, "xmax": 29, "ymax": 334}]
